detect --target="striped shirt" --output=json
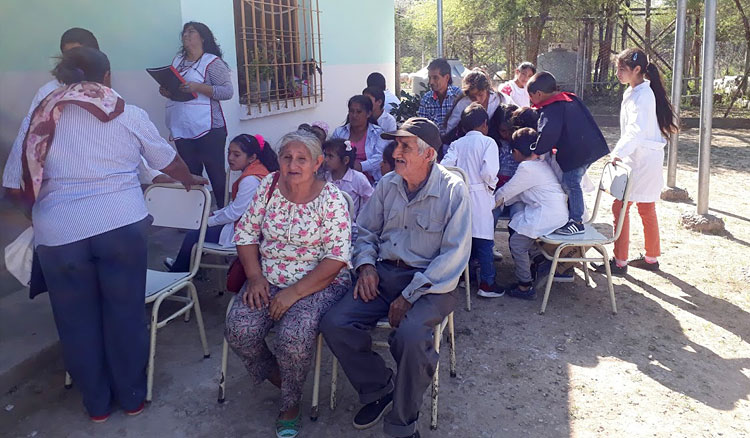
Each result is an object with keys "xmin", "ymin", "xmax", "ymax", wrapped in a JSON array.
[
  {"xmin": 3, "ymin": 80, "xmax": 164, "ymax": 189},
  {"xmin": 29, "ymin": 103, "xmax": 176, "ymax": 246}
]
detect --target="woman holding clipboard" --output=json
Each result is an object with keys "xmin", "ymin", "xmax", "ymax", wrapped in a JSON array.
[{"xmin": 161, "ymin": 21, "xmax": 233, "ymax": 207}]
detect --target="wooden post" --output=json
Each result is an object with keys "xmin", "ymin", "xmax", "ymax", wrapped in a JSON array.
[{"xmin": 395, "ymin": 9, "xmax": 401, "ymax": 96}]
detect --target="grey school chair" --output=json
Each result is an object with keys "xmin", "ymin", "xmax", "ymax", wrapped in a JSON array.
[{"xmin": 536, "ymin": 162, "xmax": 633, "ymax": 315}]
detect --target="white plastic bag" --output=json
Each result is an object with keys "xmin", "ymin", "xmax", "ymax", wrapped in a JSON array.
[{"xmin": 4, "ymin": 227, "xmax": 34, "ymax": 286}]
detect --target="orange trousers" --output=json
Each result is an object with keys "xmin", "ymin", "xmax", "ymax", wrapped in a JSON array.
[{"xmin": 612, "ymin": 200, "xmax": 661, "ymax": 261}]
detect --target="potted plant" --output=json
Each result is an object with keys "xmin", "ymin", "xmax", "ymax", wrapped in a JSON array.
[{"xmin": 248, "ymin": 52, "xmax": 274, "ymax": 103}]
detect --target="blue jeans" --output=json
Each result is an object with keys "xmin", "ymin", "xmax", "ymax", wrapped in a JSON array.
[
  {"xmin": 492, "ymin": 202, "xmax": 523, "ymax": 228},
  {"xmin": 561, "ymin": 164, "xmax": 589, "ymax": 223},
  {"xmin": 471, "ymin": 237, "xmax": 495, "ymax": 285},
  {"xmin": 171, "ymin": 224, "xmax": 223, "ymax": 272}
]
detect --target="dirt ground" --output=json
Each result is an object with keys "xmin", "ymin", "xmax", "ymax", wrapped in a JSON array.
[{"xmin": 2, "ymin": 127, "xmax": 750, "ymax": 438}]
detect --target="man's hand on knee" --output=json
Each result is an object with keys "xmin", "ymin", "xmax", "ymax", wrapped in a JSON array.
[
  {"xmin": 353, "ymin": 264, "xmax": 379, "ymax": 302},
  {"xmin": 388, "ymin": 295, "xmax": 412, "ymax": 328}
]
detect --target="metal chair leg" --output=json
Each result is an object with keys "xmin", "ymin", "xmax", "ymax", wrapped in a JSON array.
[
  {"xmin": 188, "ymin": 283, "xmax": 210, "ymax": 358},
  {"xmin": 540, "ymin": 245, "xmax": 565, "ymax": 315},
  {"xmin": 146, "ymin": 299, "xmax": 160, "ymax": 402},
  {"xmin": 463, "ymin": 265, "xmax": 471, "ymax": 311},
  {"xmin": 448, "ymin": 313, "xmax": 456, "ymax": 378},
  {"xmin": 311, "ymin": 334, "xmax": 323, "ymax": 421},
  {"xmin": 430, "ymin": 323, "xmax": 441, "ymax": 430},
  {"xmin": 598, "ymin": 245, "xmax": 617, "ymax": 314},
  {"xmin": 218, "ymin": 294, "xmax": 235, "ymax": 403},
  {"xmin": 330, "ymin": 357, "xmax": 338, "ymax": 411}
]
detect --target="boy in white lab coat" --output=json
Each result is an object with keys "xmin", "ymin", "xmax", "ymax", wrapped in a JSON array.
[
  {"xmin": 441, "ymin": 102, "xmax": 500, "ymax": 297},
  {"xmin": 494, "ymin": 128, "xmax": 569, "ymax": 300}
]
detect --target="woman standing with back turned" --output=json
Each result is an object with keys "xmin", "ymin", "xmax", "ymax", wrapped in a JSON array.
[{"xmin": 596, "ymin": 48, "xmax": 678, "ymax": 276}]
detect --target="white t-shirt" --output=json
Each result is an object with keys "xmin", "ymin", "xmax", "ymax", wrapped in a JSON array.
[
  {"xmin": 384, "ymin": 89, "xmax": 400, "ymax": 113},
  {"xmin": 499, "ymin": 80, "xmax": 530, "ymax": 108}
]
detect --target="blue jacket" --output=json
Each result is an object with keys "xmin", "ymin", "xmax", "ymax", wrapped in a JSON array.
[{"xmin": 534, "ymin": 92, "xmax": 609, "ymax": 172}]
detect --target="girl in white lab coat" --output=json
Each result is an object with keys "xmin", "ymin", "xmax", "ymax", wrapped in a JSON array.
[
  {"xmin": 598, "ymin": 48, "xmax": 678, "ymax": 275},
  {"xmin": 494, "ymin": 128, "xmax": 569, "ymax": 300}
]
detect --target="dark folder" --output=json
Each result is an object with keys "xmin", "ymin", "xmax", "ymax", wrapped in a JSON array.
[{"xmin": 146, "ymin": 66, "xmax": 197, "ymax": 102}]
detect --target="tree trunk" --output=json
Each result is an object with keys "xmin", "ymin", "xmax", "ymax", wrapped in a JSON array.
[
  {"xmin": 524, "ymin": 0, "xmax": 552, "ymax": 64},
  {"xmin": 724, "ymin": 0, "xmax": 750, "ymax": 117},
  {"xmin": 691, "ymin": 13, "xmax": 702, "ymax": 81}
]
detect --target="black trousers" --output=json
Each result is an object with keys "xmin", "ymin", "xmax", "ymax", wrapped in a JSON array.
[{"xmin": 175, "ymin": 127, "xmax": 227, "ymax": 208}]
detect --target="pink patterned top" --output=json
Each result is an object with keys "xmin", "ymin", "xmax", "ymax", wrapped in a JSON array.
[{"xmin": 233, "ymin": 173, "xmax": 352, "ymax": 288}]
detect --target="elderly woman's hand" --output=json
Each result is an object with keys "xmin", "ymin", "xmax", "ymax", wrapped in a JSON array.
[
  {"xmin": 269, "ymin": 287, "xmax": 301, "ymax": 320},
  {"xmin": 243, "ymin": 274, "xmax": 271, "ymax": 310}
]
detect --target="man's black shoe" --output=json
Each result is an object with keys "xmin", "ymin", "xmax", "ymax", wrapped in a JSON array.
[{"xmin": 352, "ymin": 392, "xmax": 393, "ymax": 430}]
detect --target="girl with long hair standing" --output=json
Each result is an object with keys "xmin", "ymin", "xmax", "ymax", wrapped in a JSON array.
[{"xmin": 598, "ymin": 48, "xmax": 678, "ymax": 275}]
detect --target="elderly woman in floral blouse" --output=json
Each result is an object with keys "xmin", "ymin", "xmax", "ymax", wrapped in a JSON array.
[{"xmin": 225, "ymin": 129, "xmax": 351, "ymax": 438}]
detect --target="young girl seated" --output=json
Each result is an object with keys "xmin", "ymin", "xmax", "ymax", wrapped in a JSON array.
[
  {"xmin": 166, "ymin": 134, "xmax": 279, "ymax": 272},
  {"xmin": 494, "ymin": 128, "xmax": 568, "ymax": 300},
  {"xmin": 322, "ymin": 138, "xmax": 374, "ymax": 223}
]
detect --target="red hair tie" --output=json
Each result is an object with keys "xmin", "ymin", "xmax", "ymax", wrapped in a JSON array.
[{"xmin": 254, "ymin": 134, "xmax": 265, "ymax": 151}]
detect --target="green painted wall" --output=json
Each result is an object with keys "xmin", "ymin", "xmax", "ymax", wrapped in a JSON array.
[
  {"xmin": 0, "ymin": 0, "xmax": 183, "ymax": 72},
  {"xmin": 0, "ymin": 0, "xmax": 393, "ymax": 72},
  {"xmin": 318, "ymin": 0, "xmax": 394, "ymax": 65}
]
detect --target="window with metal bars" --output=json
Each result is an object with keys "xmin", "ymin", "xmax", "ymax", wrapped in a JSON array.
[{"xmin": 233, "ymin": 0, "xmax": 323, "ymax": 117}]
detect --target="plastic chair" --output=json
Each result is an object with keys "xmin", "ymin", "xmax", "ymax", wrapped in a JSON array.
[
  {"xmin": 64, "ymin": 184, "xmax": 212, "ymax": 401},
  {"xmin": 536, "ymin": 162, "xmax": 633, "ymax": 315},
  {"xmin": 443, "ymin": 165, "xmax": 474, "ymax": 311},
  {"xmin": 328, "ymin": 314, "xmax": 456, "ymax": 430}
]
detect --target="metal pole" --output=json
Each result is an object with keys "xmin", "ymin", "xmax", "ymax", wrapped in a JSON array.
[
  {"xmin": 667, "ymin": 0, "xmax": 687, "ymax": 187},
  {"xmin": 437, "ymin": 0, "xmax": 444, "ymax": 57},
  {"xmin": 697, "ymin": 0, "xmax": 716, "ymax": 215}
]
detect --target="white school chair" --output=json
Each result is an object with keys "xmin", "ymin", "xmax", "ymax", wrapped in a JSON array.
[
  {"xmin": 536, "ymin": 162, "xmax": 633, "ymax": 315},
  {"xmin": 443, "ymin": 165, "xmax": 474, "ymax": 311},
  {"xmin": 64, "ymin": 184, "xmax": 212, "ymax": 402}
]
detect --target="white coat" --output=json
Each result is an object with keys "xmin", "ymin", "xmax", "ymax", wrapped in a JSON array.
[
  {"xmin": 165, "ymin": 53, "xmax": 218, "ymax": 140},
  {"xmin": 495, "ymin": 158, "xmax": 569, "ymax": 239},
  {"xmin": 441, "ymin": 131, "xmax": 499, "ymax": 240},
  {"xmin": 612, "ymin": 80, "xmax": 667, "ymax": 203}
]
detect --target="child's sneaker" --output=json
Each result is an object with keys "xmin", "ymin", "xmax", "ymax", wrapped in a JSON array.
[
  {"xmin": 505, "ymin": 285, "xmax": 537, "ymax": 300},
  {"xmin": 477, "ymin": 282, "xmax": 505, "ymax": 298},
  {"xmin": 493, "ymin": 249, "xmax": 503, "ymax": 261},
  {"xmin": 554, "ymin": 220, "xmax": 585, "ymax": 235},
  {"xmin": 592, "ymin": 259, "xmax": 627, "ymax": 277},
  {"xmin": 628, "ymin": 255, "xmax": 660, "ymax": 271}
]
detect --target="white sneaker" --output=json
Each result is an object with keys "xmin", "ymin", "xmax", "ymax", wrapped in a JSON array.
[
  {"xmin": 477, "ymin": 283, "xmax": 505, "ymax": 298},
  {"xmin": 493, "ymin": 249, "xmax": 503, "ymax": 261},
  {"xmin": 164, "ymin": 257, "xmax": 175, "ymax": 270}
]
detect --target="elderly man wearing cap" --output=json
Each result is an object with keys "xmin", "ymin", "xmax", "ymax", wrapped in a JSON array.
[{"xmin": 320, "ymin": 117, "xmax": 471, "ymax": 438}]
